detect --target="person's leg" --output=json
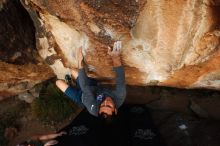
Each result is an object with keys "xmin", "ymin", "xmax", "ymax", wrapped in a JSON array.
[
  {"xmin": 56, "ymin": 80, "xmax": 69, "ymax": 92},
  {"xmin": 56, "ymin": 79, "xmax": 83, "ymax": 105},
  {"xmin": 64, "ymin": 86, "xmax": 82, "ymax": 105}
]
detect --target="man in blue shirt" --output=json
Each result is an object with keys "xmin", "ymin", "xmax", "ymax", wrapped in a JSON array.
[{"xmin": 56, "ymin": 41, "xmax": 126, "ymax": 118}]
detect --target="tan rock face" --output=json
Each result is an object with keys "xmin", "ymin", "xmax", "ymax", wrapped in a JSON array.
[
  {"xmin": 21, "ymin": 0, "xmax": 220, "ymax": 89},
  {"xmin": 0, "ymin": 0, "xmax": 54, "ymax": 99}
]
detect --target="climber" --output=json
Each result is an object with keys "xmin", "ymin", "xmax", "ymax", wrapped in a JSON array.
[{"xmin": 56, "ymin": 41, "xmax": 126, "ymax": 120}]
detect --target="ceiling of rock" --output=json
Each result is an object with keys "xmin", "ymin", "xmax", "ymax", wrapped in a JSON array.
[
  {"xmin": 1, "ymin": 0, "xmax": 220, "ymax": 99},
  {"xmin": 22, "ymin": 0, "xmax": 220, "ymax": 89}
]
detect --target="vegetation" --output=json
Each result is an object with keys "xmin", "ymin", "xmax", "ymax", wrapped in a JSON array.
[{"xmin": 32, "ymin": 82, "xmax": 77, "ymax": 123}]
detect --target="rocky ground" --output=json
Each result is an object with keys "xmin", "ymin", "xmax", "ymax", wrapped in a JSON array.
[
  {"xmin": 1, "ymin": 84, "xmax": 220, "ymax": 146},
  {"xmin": 151, "ymin": 109, "xmax": 220, "ymax": 146},
  {"xmin": 0, "ymin": 80, "xmax": 82, "ymax": 146}
]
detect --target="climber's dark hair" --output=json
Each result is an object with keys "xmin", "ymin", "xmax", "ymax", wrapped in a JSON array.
[{"xmin": 99, "ymin": 112, "xmax": 116, "ymax": 125}]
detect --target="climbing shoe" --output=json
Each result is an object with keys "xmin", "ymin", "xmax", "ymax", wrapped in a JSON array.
[{"xmin": 65, "ymin": 74, "xmax": 72, "ymax": 85}]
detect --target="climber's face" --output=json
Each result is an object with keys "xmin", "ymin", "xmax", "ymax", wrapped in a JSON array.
[{"xmin": 99, "ymin": 97, "xmax": 116, "ymax": 116}]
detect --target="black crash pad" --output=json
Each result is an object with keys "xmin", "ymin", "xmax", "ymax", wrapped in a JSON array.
[{"xmin": 55, "ymin": 104, "xmax": 165, "ymax": 146}]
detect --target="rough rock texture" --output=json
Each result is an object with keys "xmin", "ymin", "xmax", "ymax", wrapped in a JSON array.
[
  {"xmin": 21, "ymin": 0, "xmax": 220, "ymax": 90},
  {"xmin": 0, "ymin": 0, "xmax": 54, "ymax": 99},
  {"xmin": 126, "ymin": 85, "xmax": 220, "ymax": 120}
]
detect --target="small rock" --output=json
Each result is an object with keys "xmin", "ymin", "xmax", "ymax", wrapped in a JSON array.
[
  {"xmin": 18, "ymin": 91, "xmax": 35, "ymax": 103},
  {"xmin": 10, "ymin": 52, "xmax": 22, "ymax": 61},
  {"xmin": 190, "ymin": 99, "xmax": 209, "ymax": 118},
  {"xmin": 29, "ymin": 84, "xmax": 42, "ymax": 98},
  {"xmin": 178, "ymin": 124, "xmax": 187, "ymax": 130},
  {"xmin": 20, "ymin": 116, "xmax": 28, "ymax": 123}
]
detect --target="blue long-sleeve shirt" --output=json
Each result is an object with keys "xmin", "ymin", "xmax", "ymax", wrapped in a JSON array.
[{"xmin": 78, "ymin": 66, "xmax": 126, "ymax": 117}]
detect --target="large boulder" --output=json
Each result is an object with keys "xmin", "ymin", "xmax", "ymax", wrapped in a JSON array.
[{"xmin": 22, "ymin": 0, "xmax": 220, "ymax": 89}]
